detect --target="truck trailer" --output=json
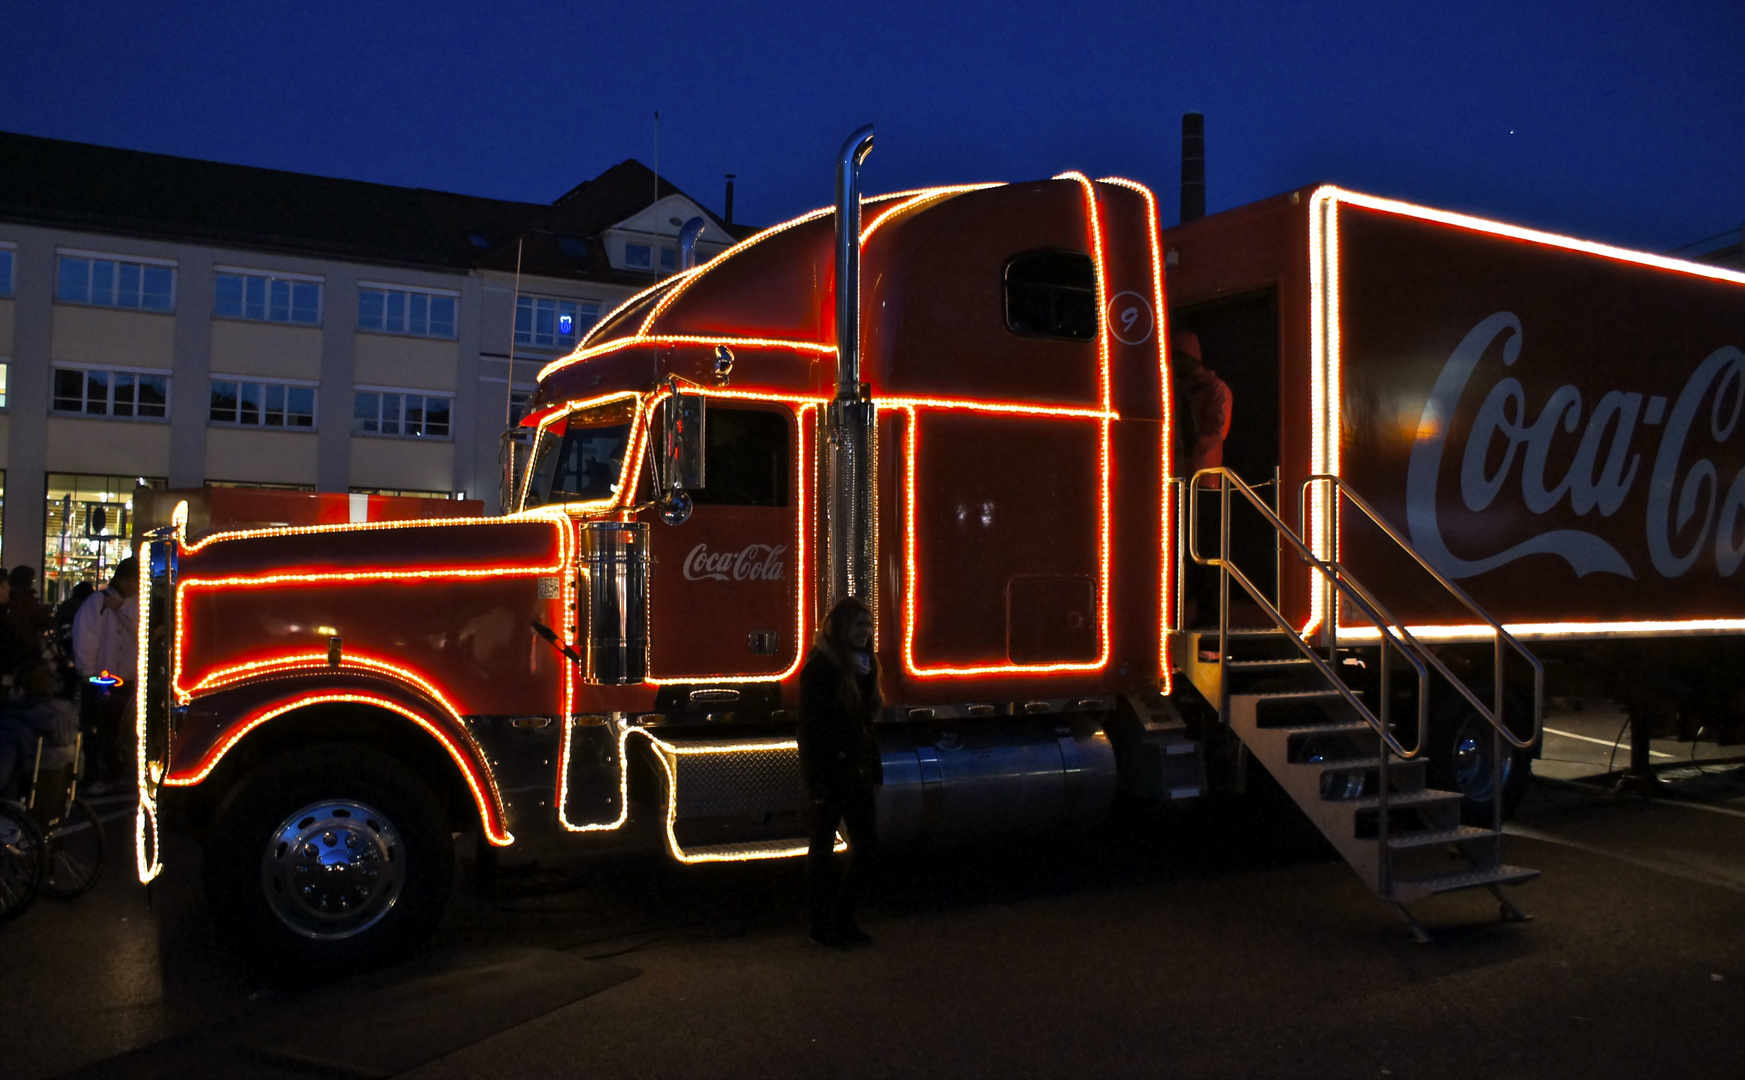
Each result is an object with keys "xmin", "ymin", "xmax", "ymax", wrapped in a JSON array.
[{"xmin": 132, "ymin": 130, "xmax": 1745, "ymax": 969}]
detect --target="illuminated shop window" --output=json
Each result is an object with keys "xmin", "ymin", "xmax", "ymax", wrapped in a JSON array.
[
  {"xmin": 357, "ymin": 284, "xmax": 457, "ymax": 338},
  {"xmin": 1004, "ymin": 250, "xmax": 1096, "ymax": 341},
  {"xmin": 43, "ymin": 473, "xmax": 166, "ymax": 603},
  {"xmin": 624, "ymin": 244, "xmax": 653, "ymax": 270},
  {"xmin": 0, "ymin": 360, "xmax": 9, "ymax": 408},
  {"xmin": 210, "ymin": 378, "xmax": 316, "ymax": 428},
  {"xmin": 515, "ymin": 296, "xmax": 600, "ymax": 350},
  {"xmin": 352, "ymin": 389, "xmax": 452, "ymax": 439},
  {"xmin": 56, "ymin": 252, "xmax": 175, "ymax": 312},
  {"xmin": 52, "ymin": 367, "xmax": 168, "ymax": 419},
  {"xmin": 214, "ymin": 270, "xmax": 321, "ymax": 325},
  {"xmin": 0, "ymin": 246, "xmax": 14, "ymax": 297}
]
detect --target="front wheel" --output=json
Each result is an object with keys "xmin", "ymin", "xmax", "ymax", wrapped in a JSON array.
[{"xmin": 204, "ymin": 746, "xmax": 454, "ymax": 976}]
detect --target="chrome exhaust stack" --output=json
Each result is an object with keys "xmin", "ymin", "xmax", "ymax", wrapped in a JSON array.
[{"xmin": 828, "ymin": 124, "xmax": 876, "ymax": 607}]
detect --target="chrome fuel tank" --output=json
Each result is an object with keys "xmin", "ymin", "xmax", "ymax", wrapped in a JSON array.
[{"xmin": 874, "ymin": 717, "xmax": 1116, "ymax": 847}]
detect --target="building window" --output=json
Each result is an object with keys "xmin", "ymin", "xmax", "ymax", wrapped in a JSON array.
[
  {"xmin": 353, "ymin": 390, "xmax": 452, "ymax": 438},
  {"xmin": 52, "ymin": 367, "xmax": 168, "ymax": 419},
  {"xmin": 625, "ymin": 244, "xmax": 652, "ymax": 270},
  {"xmin": 350, "ymin": 487, "xmax": 451, "ymax": 499},
  {"xmin": 0, "ymin": 248, "xmax": 13, "ymax": 298},
  {"xmin": 44, "ymin": 473, "xmax": 166, "ymax": 602},
  {"xmin": 0, "ymin": 360, "xmax": 9, "ymax": 409},
  {"xmin": 215, "ymin": 270, "xmax": 321, "ymax": 325},
  {"xmin": 515, "ymin": 296, "xmax": 599, "ymax": 350},
  {"xmin": 205, "ymin": 480, "xmax": 316, "ymax": 491},
  {"xmin": 56, "ymin": 253, "xmax": 175, "ymax": 312},
  {"xmin": 357, "ymin": 284, "xmax": 457, "ymax": 338},
  {"xmin": 210, "ymin": 379, "xmax": 316, "ymax": 428},
  {"xmin": 660, "ymin": 247, "xmax": 677, "ymax": 273}
]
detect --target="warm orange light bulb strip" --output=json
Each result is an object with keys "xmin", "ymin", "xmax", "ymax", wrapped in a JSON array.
[
  {"xmin": 555, "ymin": 718, "xmax": 844, "ymax": 862},
  {"xmin": 538, "ymin": 334, "xmax": 837, "ymax": 384},
  {"xmin": 135, "ymin": 547, "xmax": 161, "ymax": 883},
  {"xmin": 185, "ymin": 652, "xmax": 469, "ymax": 720},
  {"xmin": 858, "ymin": 183, "xmax": 1006, "ymax": 246},
  {"xmin": 644, "ymin": 396, "xmax": 820, "ymax": 685},
  {"xmin": 1100, "ymin": 176, "xmax": 1175, "ymax": 693},
  {"xmin": 171, "ymin": 514, "xmax": 573, "ymax": 704},
  {"xmin": 898, "ymin": 175, "xmax": 1118, "ymax": 679},
  {"xmin": 161, "ymin": 692, "xmax": 514, "ymax": 846},
  {"xmin": 1302, "ymin": 187, "xmax": 1745, "ymax": 641}
]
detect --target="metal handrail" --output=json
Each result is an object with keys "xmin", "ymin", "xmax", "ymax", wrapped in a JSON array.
[
  {"xmin": 1188, "ymin": 468, "xmax": 1429, "ymax": 762},
  {"xmin": 1298, "ymin": 475, "xmax": 1543, "ymax": 754}
]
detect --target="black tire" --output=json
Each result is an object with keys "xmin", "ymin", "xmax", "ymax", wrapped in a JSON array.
[
  {"xmin": 0, "ymin": 799, "xmax": 45, "ymax": 923},
  {"xmin": 204, "ymin": 745, "xmax": 454, "ymax": 977},
  {"xmin": 41, "ymin": 798, "xmax": 105, "ymax": 900},
  {"xmin": 1426, "ymin": 686, "xmax": 1533, "ymax": 826}
]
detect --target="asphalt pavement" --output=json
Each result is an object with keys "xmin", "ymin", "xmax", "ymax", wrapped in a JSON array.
[{"xmin": 4, "ymin": 712, "xmax": 1743, "ymax": 1080}]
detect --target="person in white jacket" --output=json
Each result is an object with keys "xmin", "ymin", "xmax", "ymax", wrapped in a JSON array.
[{"xmin": 72, "ymin": 557, "xmax": 138, "ymax": 790}]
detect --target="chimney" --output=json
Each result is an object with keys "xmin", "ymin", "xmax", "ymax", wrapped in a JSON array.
[
  {"xmin": 724, "ymin": 174, "xmax": 736, "ymax": 228},
  {"xmin": 1180, "ymin": 112, "xmax": 1205, "ymax": 224}
]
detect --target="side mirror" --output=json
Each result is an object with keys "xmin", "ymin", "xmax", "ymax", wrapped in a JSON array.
[{"xmin": 660, "ymin": 392, "xmax": 705, "ymax": 524}]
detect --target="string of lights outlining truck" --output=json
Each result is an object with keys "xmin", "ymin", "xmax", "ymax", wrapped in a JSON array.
[{"xmin": 130, "ymin": 126, "xmax": 1745, "ymax": 968}]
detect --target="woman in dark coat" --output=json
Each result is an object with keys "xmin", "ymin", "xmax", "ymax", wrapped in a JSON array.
[{"xmin": 797, "ymin": 596, "xmax": 882, "ymax": 947}]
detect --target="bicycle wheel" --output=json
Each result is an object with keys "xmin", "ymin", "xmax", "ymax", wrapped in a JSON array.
[
  {"xmin": 0, "ymin": 799, "xmax": 45, "ymax": 922},
  {"xmin": 41, "ymin": 798, "xmax": 105, "ymax": 900}
]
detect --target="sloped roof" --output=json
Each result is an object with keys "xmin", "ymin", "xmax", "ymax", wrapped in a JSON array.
[{"xmin": 0, "ymin": 131, "xmax": 748, "ymax": 278}]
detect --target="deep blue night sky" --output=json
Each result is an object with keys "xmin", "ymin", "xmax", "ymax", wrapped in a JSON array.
[{"xmin": 4, "ymin": 0, "xmax": 1741, "ymax": 252}]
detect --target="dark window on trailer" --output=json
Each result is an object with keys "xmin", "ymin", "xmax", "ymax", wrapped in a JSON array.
[
  {"xmin": 692, "ymin": 408, "xmax": 789, "ymax": 508},
  {"xmin": 1004, "ymin": 250, "xmax": 1096, "ymax": 341}
]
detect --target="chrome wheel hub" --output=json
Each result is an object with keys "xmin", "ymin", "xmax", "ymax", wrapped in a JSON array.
[{"xmin": 261, "ymin": 800, "xmax": 403, "ymax": 939}]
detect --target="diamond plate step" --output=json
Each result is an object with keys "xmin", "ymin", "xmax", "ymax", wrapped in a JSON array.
[
  {"xmin": 1384, "ymin": 825, "xmax": 1497, "ymax": 850},
  {"xmin": 1389, "ymin": 864, "xmax": 1539, "ymax": 903}
]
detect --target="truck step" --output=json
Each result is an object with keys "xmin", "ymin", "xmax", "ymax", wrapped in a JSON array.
[
  {"xmin": 1349, "ymin": 788, "xmax": 1462, "ymax": 813},
  {"xmin": 1384, "ymin": 825, "xmax": 1498, "ymax": 851},
  {"xmin": 1389, "ymin": 864, "xmax": 1539, "ymax": 902}
]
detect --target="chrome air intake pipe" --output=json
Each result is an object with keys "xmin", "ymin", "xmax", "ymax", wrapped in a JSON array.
[
  {"xmin": 828, "ymin": 124, "xmax": 876, "ymax": 607},
  {"xmin": 580, "ymin": 521, "xmax": 650, "ymax": 684}
]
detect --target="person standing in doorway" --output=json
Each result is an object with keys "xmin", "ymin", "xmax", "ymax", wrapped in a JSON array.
[
  {"xmin": 72, "ymin": 558, "xmax": 138, "ymax": 792},
  {"xmin": 797, "ymin": 596, "xmax": 883, "ymax": 948},
  {"xmin": 1173, "ymin": 329, "xmax": 1233, "ymax": 649}
]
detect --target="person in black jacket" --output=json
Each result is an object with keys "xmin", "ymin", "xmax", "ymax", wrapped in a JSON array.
[{"xmin": 797, "ymin": 596, "xmax": 882, "ymax": 948}]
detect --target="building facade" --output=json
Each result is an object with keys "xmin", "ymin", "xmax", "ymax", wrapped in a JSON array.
[{"xmin": 0, "ymin": 132, "xmax": 743, "ymax": 599}]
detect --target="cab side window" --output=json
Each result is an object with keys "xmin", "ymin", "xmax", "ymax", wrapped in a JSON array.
[
  {"xmin": 1004, "ymin": 250, "xmax": 1096, "ymax": 341},
  {"xmin": 693, "ymin": 408, "xmax": 789, "ymax": 507}
]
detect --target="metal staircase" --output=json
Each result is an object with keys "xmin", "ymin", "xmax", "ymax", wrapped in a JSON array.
[{"xmin": 1175, "ymin": 471, "xmax": 1544, "ymax": 941}]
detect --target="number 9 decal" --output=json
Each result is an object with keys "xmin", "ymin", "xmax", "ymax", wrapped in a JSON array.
[{"xmin": 1106, "ymin": 291, "xmax": 1153, "ymax": 345}]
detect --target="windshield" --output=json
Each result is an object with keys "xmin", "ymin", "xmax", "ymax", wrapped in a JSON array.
[{"xmin": 523, "ymin": 401, "xmax": 638, "ymax": 508}]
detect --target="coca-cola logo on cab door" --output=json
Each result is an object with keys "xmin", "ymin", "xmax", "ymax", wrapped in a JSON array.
[
  {"xmin": 683, "ymin": 543, "xmax": 788, "ymax": 582},
  {"xmin": 1406, "ymin": 310, "xmax": 1745, "ymax": 581}
]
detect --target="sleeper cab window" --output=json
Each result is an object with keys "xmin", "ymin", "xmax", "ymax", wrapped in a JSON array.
[{"xmin": 1004, "ymin": 250, "xmax": 1096, "ymax": 341}]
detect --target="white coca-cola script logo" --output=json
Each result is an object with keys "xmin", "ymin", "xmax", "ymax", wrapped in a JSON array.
[
  {"xmin": 683, "ymin": 543, "xmax": 788, "ymax": 582},
  {"xmin": 1406, "ymin": 311, "xmax": 1745, "ymax": 581}
]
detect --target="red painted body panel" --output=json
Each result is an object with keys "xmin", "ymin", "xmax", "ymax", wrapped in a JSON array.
[
  {"xmin": 1162, "ymin": 187, "xmax": 1745, "ymax": 635},
  {"xmin": 174, "ymin": 518, "xmax": 571, "ymax": 719}
]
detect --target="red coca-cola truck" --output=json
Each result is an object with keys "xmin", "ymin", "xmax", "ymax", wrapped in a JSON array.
[{"xmin": 133, "ymin": 131, "xmax": 1745, "ymax": 967}]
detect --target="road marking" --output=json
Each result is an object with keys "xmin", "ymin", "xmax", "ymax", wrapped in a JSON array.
[
  {"xmin": 1647, "ymin": 797, "xmax": 1745, "ymax": 820},
  {"xmin": 1505, "ymin": 822, "xmax": 1745, "ymax": 894},
  {"xmin": 1543, "ymin": 726, "xmax": 1672, "ymax": 758}
]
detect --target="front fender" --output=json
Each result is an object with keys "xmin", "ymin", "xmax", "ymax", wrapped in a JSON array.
[{"xmin": 164, "ymin": 669, "xmax": 513, "ymax": 845}]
